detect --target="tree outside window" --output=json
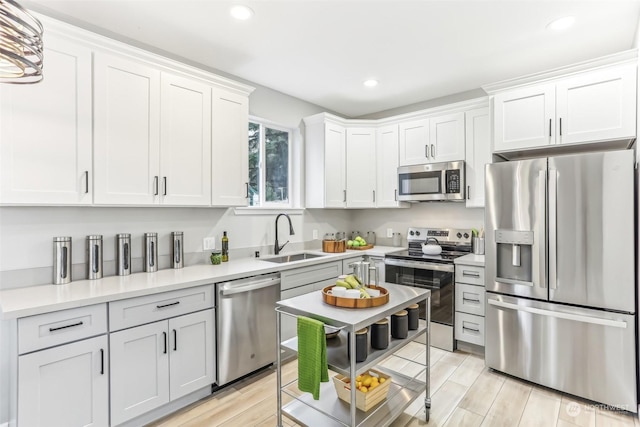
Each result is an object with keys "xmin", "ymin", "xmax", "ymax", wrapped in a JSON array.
[{"xmin": 248, "ymin": 120, "xmax": 291, "ymax": 207}]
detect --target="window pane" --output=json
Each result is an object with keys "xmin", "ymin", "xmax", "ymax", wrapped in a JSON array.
[
  {"xmin": 248, "ymin": 122, "xmax": 260, "ymax": 206},
  {"xmin": 265, "ymin": 127, "xmax": 288, "ymax": 203}
]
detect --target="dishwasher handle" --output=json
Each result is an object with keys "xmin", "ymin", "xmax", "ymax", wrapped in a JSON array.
[{"xmin": 220, "ymin": 277, "xmax": 281, "ymax": 296}]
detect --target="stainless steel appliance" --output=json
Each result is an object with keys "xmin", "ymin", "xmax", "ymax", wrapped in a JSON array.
[
  {"xmin": 116, "ymin": 233, "xmax": 131, "ymax": 276},
  {"xmin": 485, "ymin": 149, "xmax": 637, "ymax": 411},
  {"xmin": 385, "ymin": 227, "xmax": 472, "ymax": 351},
  {"xmin": 171, "ymin": 231, "xmax": 183, "ymax": 269},
  {"xmin": 216, "ymin": 273, "xmax": 280, "ymax": 385},
  {"xmin": 143, "ymin": 232, "xmax": 158, "ymax": 272},
  {"xmin": 53, "ymin": 236, "xmax": 72, "ymax": 285},
  {"xmin": 397, "ymin": 161, "xmax": 465, "ymax": 202},
  {"xmin": 86, "ymin": 235, "xmax": 103, "ymax": 279}
]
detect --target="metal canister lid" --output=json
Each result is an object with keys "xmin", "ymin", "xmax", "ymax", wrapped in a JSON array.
[
  {"xmin": 172, "ymin": 231, "xmax": 183, "ymax": 236},
  {"xmin": 117, "ymin": 233, "xmax": 131, "ymax": 239},
  {"xmin": 53, "ymin": 236, "xmax": 71, "ymax": 242},
  {"xmin": 144, "ymin": 232, "xmax": 158, "ymax": 237},
  {"xmin": 87, "ymin": 235, "xmax": 103, "ymax": 240}
]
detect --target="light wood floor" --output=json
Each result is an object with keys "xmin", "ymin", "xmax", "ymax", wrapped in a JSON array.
[{"xmin": 149, "ymin": 344, "xmax": 640, "ymax": 427}]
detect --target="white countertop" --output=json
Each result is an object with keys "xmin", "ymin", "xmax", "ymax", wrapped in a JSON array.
[
  {"xmin": 0, "ymin": 246, "xmax": 405, "ymax": 319},
  {"xmin": 454, "ymin": 253, "xmax": 485, "ymax": 267}
]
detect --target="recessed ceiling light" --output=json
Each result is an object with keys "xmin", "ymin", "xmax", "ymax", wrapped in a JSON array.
[
  {"xmin": 547, "ymin": 16, "xmax": 575, "ymax": 31},
  {"xmin": 230, "ymin": 5, "xmax": 254, "ymax": 20},
  {"xmin": 363, "ymin": 79, "xmax": 378, "ymax": 87}
]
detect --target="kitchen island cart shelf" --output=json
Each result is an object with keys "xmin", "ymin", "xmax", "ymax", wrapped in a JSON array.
[{"xmin": 275, "ymin": 283, "xmax": 431, "ymax": 427}]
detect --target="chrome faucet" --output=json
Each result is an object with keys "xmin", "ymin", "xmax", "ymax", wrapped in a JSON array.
[{"xmin": 274, "ymin": 213, "xmax": 295, "ymax": 255}]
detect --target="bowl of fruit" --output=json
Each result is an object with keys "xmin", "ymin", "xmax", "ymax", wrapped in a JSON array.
[
  {"xmin": 347, "ymin": 235, "xmax": 372, "ymax": 250},
  {"xmin": 322, "ymin": 274, "xmax": 389, "ymax": 308},
  {"xmin": 332, "ymin": 370, "xmax": 391, "ymax": 411}
]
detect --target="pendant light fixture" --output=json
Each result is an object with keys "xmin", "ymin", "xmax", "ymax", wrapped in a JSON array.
[{"xmin": 0, "ymin": 0, "xmax": 44, "ymax": 84}]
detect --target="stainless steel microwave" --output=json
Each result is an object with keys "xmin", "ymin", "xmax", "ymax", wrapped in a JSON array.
[{"xmin": 397, "ymin": 161, "xmax": 465, "ymax": 202}]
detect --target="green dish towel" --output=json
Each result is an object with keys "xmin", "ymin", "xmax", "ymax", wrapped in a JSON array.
[{"xmin": 297, "ymin": 316, "xmax": 329, "ymax": 400}]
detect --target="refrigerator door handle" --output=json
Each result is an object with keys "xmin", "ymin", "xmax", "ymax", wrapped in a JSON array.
[
  {"xmin": 537, "ymin": 170, "xmax": 547, "ymax": 289},
  {"xmin": 487, "ymin": 299, "xmax": 627, "ymax": 329},
  {"xmin": 548, "ymin": 169, "xmax": 558, "ymax": 290}
]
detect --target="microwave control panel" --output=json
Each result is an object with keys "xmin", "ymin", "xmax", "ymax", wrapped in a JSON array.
[{"xmin": 445, "ymin": 169, "xmax": 460, "ymax": 194}]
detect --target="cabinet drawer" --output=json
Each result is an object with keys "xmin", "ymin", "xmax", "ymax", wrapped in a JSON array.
[
  {"xmin": 18, "ymin": 304, "xmax": 107, "ymax": 354},
  {"xmin": 455, "ymin": 265, "xmax": 485, "ymax": 286},
  {"xmin": 455, "ymin": 312, "xmax": 485, "ymax": 347},
  {"xmin": 455, "ymin": 283, "xmax": 485, "ymax": 316},
  {"xmin": 281, "ymin": 261, "xmax": 341, "ymax": 291},
  {"xmin": 109, "ymin": 285, "xmax": 214, "ymax": 331}
]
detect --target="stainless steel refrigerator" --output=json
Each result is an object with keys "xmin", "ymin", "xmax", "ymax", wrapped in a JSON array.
[{"xmin": 485, "ymin": 149, "xmax": 637, "ymax": 411}]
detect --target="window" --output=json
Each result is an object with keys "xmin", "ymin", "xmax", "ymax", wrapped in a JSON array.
[{"xmin": 248, "ymin": 119, "xmax": 291, "ymax": 207}]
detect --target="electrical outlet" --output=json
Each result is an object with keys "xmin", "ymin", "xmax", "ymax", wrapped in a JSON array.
[
  {"xmin": 312, "ymin": 229, "xmax": 318, "ymax": 240},
  {"xmin": 387, "ymin": 228, "xmax": 393, "ymax": 238},
  {"xmin": 203, "ymin": 237, "xmax": 215, "ymax": 250}
]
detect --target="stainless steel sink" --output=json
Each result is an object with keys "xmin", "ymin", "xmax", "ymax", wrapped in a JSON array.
[{"xmin": 263, "ymin": 253, "xmax": 325, "ymax": 263}]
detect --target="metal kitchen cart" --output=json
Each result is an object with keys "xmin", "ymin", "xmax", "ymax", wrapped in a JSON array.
[{"xmin": 275, "ymin": 283, "xmax": 431, "ymax": 427}]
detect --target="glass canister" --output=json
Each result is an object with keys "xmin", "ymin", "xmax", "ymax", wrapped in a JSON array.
[
  {"xmin": 144, "ymin": 232, "xmax": 158, "ymax": 272},
  {"xmin": 86, "ymin": 235, "xmax": 103, "ymax": 280},
  {"xmin": 116, "ymin": 234, "xmax": 131, "ymax": 276},
  {"xmin": 53, "ymin": 236, "xmax": 72, "ymax": 285},
  {"xmin": 210, "ymin": 250, "xmax": 222, "ymax": 265},
  {"xmin": 171, "ymin": 231, "xmax": 183, "ymax": 269}
]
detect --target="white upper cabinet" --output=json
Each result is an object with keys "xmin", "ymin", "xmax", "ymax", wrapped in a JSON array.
[
  {"xmin": 0, "ymin": 35, "xmax": 92, "ymax": 205},
  {"xmin": 323, "ymin": 123, "xmax": 347, "ymax": 208},
  {"xmin": 376, "ymin": 124, "xmax": 407, "ymax": 208},
  {"xmin": 398, "ymin": 118, "xmax": 429, "ymax": 166},
  {"xmin": 493, "ymin": 84, "xmax": 555, "ymax": 152},
  {"xmin": 93, "ymin": 53, "xmax": 161, "ymax": 205},
  {"xmin": 429, "ymin": 112, "xmax": 466, "ymax": 162},
  {"xmin": 464, "ymin": 107, "xmax": 491, "ymax": 208},
  {"xmin": 345, "ymin": 128, "xmax": 376, "ymax": 208},
  {"xmin": 555, "ymin": 65, "xmax": 636, "ymax": 145},
  {"xmin": 493, "ymin": 63, "xmax": 636, "ymax": 153},
  {"xmin": 211, "ymin": 88, "xmax": 249, "ymax": 207},
  {"xmin": 160, "ymin": 73, "xmax": 212, "ymax": 206}
]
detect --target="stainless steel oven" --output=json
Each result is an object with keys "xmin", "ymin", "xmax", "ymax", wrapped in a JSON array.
[
  {"xmin": 385, "ymin": 227, "xmax": 472, "ymax": 351},
  {"xmin": 397, "ymin": 161, "xmax": 465, "ymax": 202}
]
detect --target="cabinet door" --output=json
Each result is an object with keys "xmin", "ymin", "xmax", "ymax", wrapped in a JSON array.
[
  {"xmin": 398, "ymin": 118, "xmax": 429, "ymax": 166},
  {"xmin": 0, "ymin": 35, "xmax": 92, "ymax": 204},
  {"xmin": 465, "ymin": 107, "xmax": 490, "ymax": 208},
  {"xmin": 376, "ymin": 124, "xmax": 404, "ymax": 208},
  {"xmin": 211, "ymin": 88, "xmax": 249, "ymax": 206},
  {"xmin": 18, "ymin": 335, "xmax": 108, "ymax": 427},
  {"xmin": 556, "ymin": 65, "xmax": 636, "ymax": 145},
  {"xmin": 324, "ymin": 123, "xmax": 346, "ymax": 207},
  {"xmin": 110, "ymin": 321, "xmax": 169, "ymax": 425},
  {"xmin": 430, "ymin": 112, "xmax": 465, "ymax": 162},
  {"xmin": 345, "ymin": 128, "xmax": 376, "ymax": 208},
  {"xmin": 94, "ymin": 53, "xmax": 161, "ymax": 205},
  {"xmin": 168, "ymin": 309, "xmax": 215, "ymax": 400},
  {"xmin": 493, "ymin": 84, "xmax": 555, "ymax": 151},
  {"xmin": 160, "ymin": 73, "xmax": 212, "ymax": 206}
]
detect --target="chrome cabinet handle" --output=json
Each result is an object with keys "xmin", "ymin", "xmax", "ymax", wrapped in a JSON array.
[
  {"xmin": 163, "ymin": 331, "xmax": 167, "ymax": 354},
  {"xmin": 463, "ymin": 297, "xmax": 481, "ymax": 304},
  {"xmin": 163, "ymin": 177, "xmax": 167, "ymax": 196},
  {"xmin": 462, "ymin": 325, "xmax": 480, "ymax": 333},
  {"xmin": 372, "ymin": 190, "xmax": 375, "ymax": 203},
  {"xmin": 49, "ymin": 321, "xmax": 83, "ymax": 332},
  {"xmin": 425, "ymin": 144, "xmax": 429, "ymax": 158},
  {"xmin": 467, "ymin": 185, "xmax": 470, "ymax": 200},
  {"xmin": 153, "ymin": 176, "xmax": 159, "ymax": 196},
  {"xmin": 84, "ymin": 171, "xmax": 89, "ymax": 194},
  {"xmin": 173, "ymin": 329, "xmax": 177, "ymax": 351},
  {"xmin": 394, "ymin": 189, "xmax": 397, "ymax": 201},
  {"xmin": 462, "ymin": 271, "xmax": 480, "ymax": 278},
  {"xmin": 559, "ymin": 117, "xmax": 562, "ymax": 136},
  {"xmin": 100, "ymin": 348, "xmax": 104, "ymax": 375},
  {"xmin": 245, "ymin": 182, "xmax": 249, "ymax": 198},
  {"xmin": 549, "ymin": 119, "xmax": 552, "ymax": 137},
  {"xmin": 343, "ymin": 189, "xmax": 346, "ymax": 202},
  {"xmin": 431, "ymin": 144, "xmax": 435, "ymax": 158}
]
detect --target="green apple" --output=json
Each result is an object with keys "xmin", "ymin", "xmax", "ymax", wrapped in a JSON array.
[{"xmin": 347, "ymin": 240, "xmax": 354, "ymax": 247}]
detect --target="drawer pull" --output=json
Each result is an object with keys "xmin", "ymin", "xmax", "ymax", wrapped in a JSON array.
[
  {"xmin": 163, "ymin": 331, "xmax": 167, "ymax": 354},
  {"xmin": 49, "ymin": 321, "xmax": 84, "ymax": 332},
  {"xmin": 157, "ymin": 301, "xmax": 180, "ymax": 309},
  {"xmin": 463, "ymin": 297, "xmax": 481, "ymax": 304},
  {"xmin": 462, "ymin": 325, "xmax": 480, "ymax": 333},
  {"xmin": 462, "ymin": 271, "xmax": 480, "ymax": 278},
  {"xmin": 173, "ymin": 329, "xmax": 177, "ymax": 351},
  {"xmin": 100, "ymin": 348, "xmax": 104, "ymax": 375}
]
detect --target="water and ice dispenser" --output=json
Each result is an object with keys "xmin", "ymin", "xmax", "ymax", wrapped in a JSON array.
[{"xmin": 495, "ymin": 230, "xmax": 534, "ymax": 285}]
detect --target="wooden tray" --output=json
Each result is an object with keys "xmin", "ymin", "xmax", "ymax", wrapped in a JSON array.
[
  {"xmin": 347, "ymin": 244, "xmax": 373, "ymax": 250},
  {"xmin": 322, "ymin": 285, "xmax": 389, "ymax": 308}
]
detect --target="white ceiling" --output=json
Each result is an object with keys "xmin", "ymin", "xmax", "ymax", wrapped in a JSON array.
[{"xmin": 24, "ymin": 0, "xmax": 640, "ymax": 117}]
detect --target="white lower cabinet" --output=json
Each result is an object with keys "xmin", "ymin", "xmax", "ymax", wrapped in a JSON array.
[
  {"xmin": 110, "ymin": 309, "xmax": 215, "ymax": 426},
  {"xmin": 18, "ymin": 335, "xmax": 109, "ymax": 427},
  {"xmin": 455, "ymin": 263, "xmax": 486, "ymax": 348}
]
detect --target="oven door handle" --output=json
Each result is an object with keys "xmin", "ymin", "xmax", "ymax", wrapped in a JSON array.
[{"xmin": 384, "ymin": 258, "xmax": 455, "ymax": 273}]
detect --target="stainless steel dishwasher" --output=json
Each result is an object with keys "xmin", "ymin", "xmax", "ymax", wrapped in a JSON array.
[{"xmin": 216, "ymin": 272, "xmax": 280, "ymax": 385}]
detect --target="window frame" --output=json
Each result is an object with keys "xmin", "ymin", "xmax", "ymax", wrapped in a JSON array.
[{"xmin": 247, "ymin": 116, "xmax": 293, "ymax": 209}]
